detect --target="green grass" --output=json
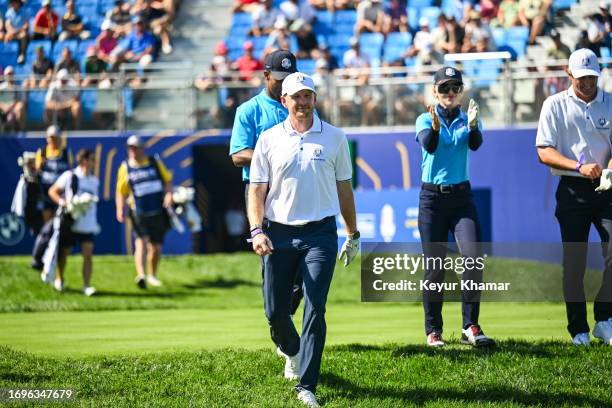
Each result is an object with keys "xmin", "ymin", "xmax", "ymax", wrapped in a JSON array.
[{"xmin": 0, "ymin": 254, "xmax": 610, "ymax": 407}]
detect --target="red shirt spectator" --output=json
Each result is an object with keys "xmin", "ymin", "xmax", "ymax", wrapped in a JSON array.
[
  {"xmin": 235, "ymin": 41, "xmax": 263, "ymax": 81},
  {"xmin": 96, "ymin": 20, "xmax": 118, "ymax": 63},
  {"xmin": 32, "ymin": 0, "xmax": 59, "ymax": 40}
]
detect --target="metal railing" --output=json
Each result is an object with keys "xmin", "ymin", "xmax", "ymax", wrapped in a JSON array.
[{"xmin": 0, "ymin": 56, "xmax": 609, "ymax": 133}]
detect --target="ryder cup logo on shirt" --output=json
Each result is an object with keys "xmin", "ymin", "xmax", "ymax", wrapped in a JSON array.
[
  {"xmin": 314, "ymin": 148, "xmax": 322, "ymax": 157},
  {"xmin": 311, "ymin": 147, "xmax": 325, "ymax": 161},
  {"xmin": 598, "ymin": 117, "xmax": 609, "ymax": 129},
  {"xmin": 281, "ymin": 58, "xmax": 292, "ymax": 69}
]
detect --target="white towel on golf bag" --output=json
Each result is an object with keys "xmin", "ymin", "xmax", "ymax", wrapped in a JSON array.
[
  {"xmin": 41, "ymin": 214, "xmax": 61, "ymax": 283},
  {"xmin": 185, "ymin": 202, "xmax": 202, "ymax": 233},
  {"xmin": 10, "ymin": 177, "xmax": 27, "ymax": 217}
]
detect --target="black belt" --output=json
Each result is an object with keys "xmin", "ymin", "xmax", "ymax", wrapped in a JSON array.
[
  {"xmin": 422, "ymin": 181, "xmax": 471, "ymax": 194},
  {"xmin": 560, "ymin": 176, "xmax": 599, "ymax": 185}
]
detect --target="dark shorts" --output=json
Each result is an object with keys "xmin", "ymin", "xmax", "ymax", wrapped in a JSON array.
[
  {"xmin": 131, "ymin": 212, "xmax": 169, "ymax": 244},
  {"xmin": 60, "ymin": 231, "xmax": 94, "ymax": 248}
]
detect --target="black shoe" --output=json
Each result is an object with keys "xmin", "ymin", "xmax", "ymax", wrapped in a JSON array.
[
  {"xmin": 135, "ymin": 277, "xmax": 147, "ymax": 289},
  {"xmin": 461, "ymin": 325, "xmax": 496, "ymax": 347}
]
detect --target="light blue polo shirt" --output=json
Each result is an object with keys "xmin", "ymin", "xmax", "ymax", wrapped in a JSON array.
[
  {"xmin": 229, "ymin": 89, "xmax": 288, "ymax": 181},
  {"xmin": 415, "ymin": 105, "xmax": 482, "ymax": 185}
]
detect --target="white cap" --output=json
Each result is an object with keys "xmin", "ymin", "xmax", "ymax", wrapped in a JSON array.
[
  {"xmin": 101, "ymin": 19, "xmax": 113, "ymax": 31},
  {"xmin": 419, "ymin": 16, "xmax": 429, "ymax": 27},
  {"xmin": 600, "ymin": 0, "xmax": 610, "ymax": 10},
  {"xmin": 282, "ymin": 72, "xmax": 316, "ymax": 96},
  {"xmin": 568, "ymin": 48, "xmax": 601, "ymax": 78},
  {"xmin": 46, "ymin": 125, "xmax": 60, "ymax": 137},
  {"xmin": 126, "ymin": 135, "xmax": 143, "ymax": 147},
  {"xmin": 57, "ymin": 68, "xmax": 70, "ymax": 80}
]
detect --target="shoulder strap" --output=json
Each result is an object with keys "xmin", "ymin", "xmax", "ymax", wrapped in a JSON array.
[
  {"xmin": 150, "ymin": 155, "xmax": 163, "ymax": 181},
  {"xmin": 70, "ymin": 171, "xmax": 79, "ymax": 197}
]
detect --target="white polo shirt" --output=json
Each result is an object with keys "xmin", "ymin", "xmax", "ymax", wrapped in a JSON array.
[
  {"xmin": 536, "ymin": 86, "xmax": 612, "ymax": 177},
  {"xmin": 250, "ymin": 116, "xmax": 353, "ymax": 226},
  {"xmin": 55, "ymin": 167, "xmax": 99, "ymax": 234}
]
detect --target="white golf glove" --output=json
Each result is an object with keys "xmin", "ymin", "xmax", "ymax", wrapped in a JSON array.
[
  {"xmin": 467, "ymin": 98, "xmax": 479, "ymax": 129},
  {"xmin": 339, "ymin": 235, "xmax": 360, "ymax": 267},
  {"xmin": 595, "ymin": 169, "xmax": 612, "ymax": 192}
]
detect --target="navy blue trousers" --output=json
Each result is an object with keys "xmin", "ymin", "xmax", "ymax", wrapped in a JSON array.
[
  {"xmin": 262, "ymin": 217, "xmax": 337, "ymax": 394},
  {"xmin": 555, "ymin": 177, "xmax": 612, "ymax": 337},
  {"xmin": 418, "ymin": 186, "xmax": 482, "ymax": 335}
]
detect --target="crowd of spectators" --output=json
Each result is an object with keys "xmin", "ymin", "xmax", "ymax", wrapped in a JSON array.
[{"xmin": 0, "ymin": 0, "xmax": 182, "ymax": 130}]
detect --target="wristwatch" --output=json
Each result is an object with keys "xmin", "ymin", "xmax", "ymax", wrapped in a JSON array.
[{"xmin": 348, "ymin": 231, "xmax": 360, "ymax": 240}]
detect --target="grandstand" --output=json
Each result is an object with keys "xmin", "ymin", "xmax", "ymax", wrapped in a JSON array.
[{"xmin": 0, "ymin": 0, "xmax": 610, "ymax": 132}]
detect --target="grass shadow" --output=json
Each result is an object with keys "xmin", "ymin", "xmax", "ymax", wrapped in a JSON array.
[
  {"xmin": 181, "ymin": 278, "xmax": 259, "ymax": 290},
  {"xmin": 320, "ymin": 373, "xmax": 610, "ymax": 407}
]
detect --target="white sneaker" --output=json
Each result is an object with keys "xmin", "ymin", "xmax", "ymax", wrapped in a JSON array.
[
  {"xmin": 83, "ymin": 286, "xmax": 97, "ymax": 297},
  {"xmin": 276, "ymin": 347, "xmax": 300, "ymax": 380},
  {"xmin": 54, "ymin": 279, "xmax": 64, "ymax": 292},
  {"xmin": 162, "ymin": 43, "xmax": 173, "ymax": 54},
  {"xmin": 572, "ymin": 332, "xmax": 591, "ymax": 346},
  {"xmin": 426, "ymin": 332, "xmax": 445, "ymax": 347},
  {"xmin": 297, "ymin": 390, "xmax": 319, "ymax": 407},
  {"xmin": 593, "ymin": 320, "xmax": 612, "ymax": 345},
  {"xmin": 147, "ymin": 276, "xmax": 163, "ymax": 287}
]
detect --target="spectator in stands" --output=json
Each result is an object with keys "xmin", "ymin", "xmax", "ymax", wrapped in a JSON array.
[
  {"xmin": 58, "ymin": 0, "xmax": 91, "ymax": 41},
  {"xmin": 82, "ymin": 46, "xmax": 109, "ymax": 87},
  {"xmin": 44, "ymin": 69, "xmax": 81, "ymax": 129},
  {"xmin": 96, "ymin": 20, "xmax": 119, "ymax": 64},
  {"xmin": 434, "ymin": 14, "xmax": 464, "ymax": 55},
  {"xmin": 235, "ymin": 40, "xmax": 264, "ymax": 82},
  {"xmin": 575, "ymin": 29, "xmax": 602, "ymax": 57},
  {"xmin": 25, "ymin": 45, "xmax": 53, "ymax": 89},
  {"xmin": 480, "ymin": 0, "xmax": 499, "ymax": 22},
  {"xmin": 233, "ymin": 0, "xmax": 260, "ymax": 13},
  {"xmin": 133, "ymin": 0, "xmax": 173, "ymax": 54},
  {"xmin": 32, "ymin": 0, "xmax": 59, "ymax": 40},
  {"xmin": 0, "ymin": 66, "xmax": 26, "ymax": 131},
  {"xmin": 318, "ymin": 43, "xmax": 338, "ymax": 69},
  {"xmin": 279, "ymin": 0, "xmax": 315, "ymax": 24},
  {"xmin": 251, "ymin": 0, "xmax": 282, "ymax": 37},
  {"xmin": 496, "ymin": 0, "xmax": 521, "ymax": 28},
  {"xmin": 111, "ymin": 16, "xmax": 156, "ymax": 69},
  {"xmin": 343, "ymin": 36, "xmax": 370, "ymax": 70},
  {"xmin": 311, "ymin": 58, "xmax": 331, "ymax": 119},
  {"xmin": 55, "ymin": 47, "xmax": 81, "ymax": 81},
  {"xmin": 601, "ymin": 1, "xmax": 611, "ymax": 38},
  {"xmin": 586, "ymin": 12, "xmax": 607, "ymax": 52},
  {"xmin": 404, "ymin": 18, "xmax": 434, "ymax": 66},
  {"xmin": 107, "ymin": 0, "xmax": 132, "ymax": 37},
  {"xmin": 383, "ymin": 0, "xmax": 407, "ymax": 35},
  {"xmin": 4, "ymin": 0, "xmax": 30, "ymax": 64},
  {"xmin": 518, "ymin": 0, "xmax": 551, "ymax": 45},
  {"xmin": 546, "ymin": 29, "xmax": 570, "ymax": 60},
  {"xmin": 355, "ymin": 0, "xmax": 384, "ymax": 35},
  {"xmin": 265, "ymin": 16, "xmax": 291, "ymax": 51},
  {"xmin": 0, "ymin": 12, "xmax": 4, "ymax": 43},
  {"xmin": 462, "ymin": 10, "xmax": 495, "ymax": 53},
  {"xmin": 291, "ymin": 18, "xmax": 319, "ymax": 59}
]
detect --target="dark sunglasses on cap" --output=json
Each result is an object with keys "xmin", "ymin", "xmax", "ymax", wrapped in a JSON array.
[{"xmin": 437, "ymin": 82, "xmax": 463, "ymax": 94}]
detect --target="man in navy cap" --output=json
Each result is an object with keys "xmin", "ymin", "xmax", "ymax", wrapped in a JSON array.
[{"xmin": 229, "ymin": 49, "xmax": 306, "ymax": 336}]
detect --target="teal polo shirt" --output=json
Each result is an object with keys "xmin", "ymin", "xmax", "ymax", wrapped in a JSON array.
[
  {"xmin": 415, "ymin": 105, "xmax": 482, "ymax": 185},
  {"xmin": 229, "ymin": 89, "xmax": 288, "ymax": 182}
]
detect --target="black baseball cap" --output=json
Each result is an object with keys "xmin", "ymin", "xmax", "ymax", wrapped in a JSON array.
[
  {"xmin": 264, "ymin": 50, "xmax": 297, "ymax": 80},
  {"xmin": 433, "ymin": 66, "xmax": 463, "ymax": 85}
]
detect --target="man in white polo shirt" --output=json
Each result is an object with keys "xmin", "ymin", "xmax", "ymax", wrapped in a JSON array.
[
  {"xmin": 536, "ymin": 48, "xmax": 612, "ymax": 346},
  {"xmin": 248, "ymin": 72, "xmax": 359, "ymax": 407}
]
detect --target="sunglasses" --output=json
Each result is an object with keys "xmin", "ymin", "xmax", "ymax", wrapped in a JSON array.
[{"xmin": 437, "ymin": 83, "xmax": 463, "ymax": 94}]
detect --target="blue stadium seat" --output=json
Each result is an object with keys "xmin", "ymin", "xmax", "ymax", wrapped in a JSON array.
[
  {"xmin": 77, "ymin": 2, "xmax": 99, "ymax": 19},
  {"xmin": 492, "ymin": 28, "xmax": 507, "ymax": 47},
  {"xmin": 332, "ymin": 23, "xmax": 355, "ymax": 35},
  {"xmin": 80, "ymin": 90, "xmax": 97, "ymax": 121},
  {"xmin": 359, "ymin": 32, "xmax": 384, "ymax": 48},
  {"xmin": 507, "ymin": 26, "xmax": 529, "ymax": 41},
  {"xmin": 601, "ymin": 46, "xmax": 610, "ymax": 68},
  {"xmin": 313, "ymin": 11, "xmax": 333, "ymax": 35},
  {"xmin": 14, "ymin": 63, "xmax": 31, "ymax": 77},
  {"xmin": 230, "ymin": 25, "xmax": 251, "ymax": 37},
  {"xmin": 52, "ymin": 40, "xmax": 78, "ymax": 64},
  {"xmin": 330, "ymin": 46, "xmax": 349, "ymax": 68},
  {"xmin": 225, "ymin": 36, "xmax": 247, "ymax": 53},
  {"xmin": 232, "ymin": 12, "xmax": 252, "ymax": 28},
  {"xmin": 420, "ymin": 7, "xmax": 441, "ymax": 28},
  {"xmin": 297, "ymin": 58, "xmax": 316, "ymax": 74},
  {"xmin": 0, "ymin": 41, "xmax": 19, "ymax": 68},
  {"xmin": 551, "ymin": 0, "xmax": 576, "ymax": 12},
  {"xmin": 334, "ymin": 10, "xmax": 357, "ymax": 25},
  {"xmin": 407, "ymin": 7, "xmax": 419, "ymax": 31},
  {"xmin": 410, "ymin": 0, "xmax": 433, "ymax": 7},
  {"xmin": 361, "ymin": 44, "xmax": 382, "ymax": 61},
  {"xmin": 506, "ymin": 39, "xmax": 526, "ymax": 58},
  {"xmin": 386, "ymin": 32, "xmax": 412, "ymax": 48},
  {"xmin": 289, "ymin": 35, "xmax": 299, "ymax": 54},
  {"xmin": 98, "ymin": 0, "xmax": 115, "ymax": 15},
  {"xmin": 77, "ymin": 39, "xmax": 96, "ymax": 60},
  {"xmin": 246, "ymin": 36, "xmax": 268, "ymax": 52},
  {"xmin": 26, "ymin": 40, "xmax": 53, "ymax": 61},
  {"xmin": 27, "ymin": 91, "xmax": 46, "ymax": 124},
  {"xmin": 496, "ymin": 45, "xmax": 518, "ymax": 60},
  {"xmin": 327, "ymin": 33, "xmax": 352, "ymax": 48}
]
